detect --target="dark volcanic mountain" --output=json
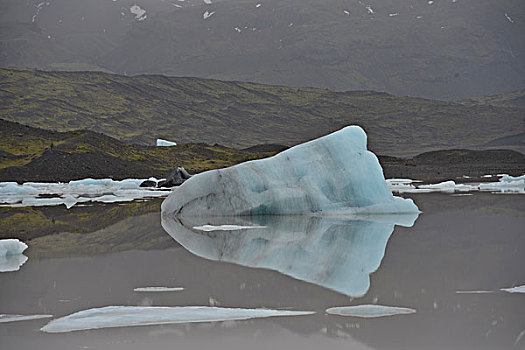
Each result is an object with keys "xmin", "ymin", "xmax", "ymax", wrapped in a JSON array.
[{"xmin": 1, "ymin": 0, "xmax": 523, "ymax": 99}]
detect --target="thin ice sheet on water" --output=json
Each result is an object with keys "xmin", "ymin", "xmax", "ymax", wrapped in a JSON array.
[
  {"xmin": 326, "ymin": 304, "xmax": 416, "ymax": 318},
  {"xmin": 133, "ymin": 287, "xmax": 184, "ymax": 292},
  {"xmin": 193, "ymin": 225, "xmax": 267, "ymax": 231},
  {"xmin": 40, "ymin": 306, "xmax": 315, "ymax": 333},
  {"xmin": 0, "ymin": 314, "xmax": 53, "ymax": 323}
]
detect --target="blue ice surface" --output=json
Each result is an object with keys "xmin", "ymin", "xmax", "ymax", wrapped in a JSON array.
[
  {"xmin": 162, "ymin": 126, "xmax": 419, "ymax": 217},
  {"xmin": 40, "ymin": 306, "xmax": 315, "ymax": 333},
  {"xmin": 326, "ymin": 304, "xmax": 416, "ymax": 318},
  {"xmin": 156, "ymin": 138, "xmax": 177, "ymax": 147}
]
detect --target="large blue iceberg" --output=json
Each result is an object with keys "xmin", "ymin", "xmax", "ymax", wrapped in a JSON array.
[{"xmin": 161, "ymin": 126, "xmax": 419, "ymax": 217}]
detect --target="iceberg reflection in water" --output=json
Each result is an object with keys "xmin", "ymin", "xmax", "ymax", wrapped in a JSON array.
[{"xmin": 162, "ymin": 213, "xmax": 418, "ymax": 297}]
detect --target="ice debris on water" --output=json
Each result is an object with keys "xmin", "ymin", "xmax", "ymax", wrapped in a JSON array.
[
  {"xmin": 387, "ymin": 174, "xmax": 525, "ymax": 194},
  {"xmin": 40, "ymin": 306, "xmax": 315, "ymax": 333},
  {"xmin": 501, "ymin": 285, "xmax": 525, "ymax": 294},
  {"xmin": 0, "ymin": 239, "xmax": 28, "ymax": 272},
  {"xmin": 156, "ymin": 138, "xmax": 177, "ymax": 147},
  {"xmin": 162, "ymin": 126, "xmax": 419, "ymax": 217},
  {"xmin": 326, "ymin": 305, "xmax": 416, "ymax": 318},
  {"xmin": 0, "ymin": 178, "xmax": 171, "ymax": 209},
  {"xmin": 0, "ymin": 314, "xmax": 53, "ymax": 323}
]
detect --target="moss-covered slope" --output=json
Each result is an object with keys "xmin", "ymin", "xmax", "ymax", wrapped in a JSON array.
[{"xmin": 1, "ymin": 68, "xmax": 523, "ymax": 156}]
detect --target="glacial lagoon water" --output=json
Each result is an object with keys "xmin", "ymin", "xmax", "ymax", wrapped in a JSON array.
[{"xmin": 0, "ymin": 193, "xmax": 524, "ymax": 349}]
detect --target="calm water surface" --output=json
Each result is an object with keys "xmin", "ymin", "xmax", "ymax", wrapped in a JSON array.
[{"xmin": 0, "ymin": 193, "xmax": 524, "ymax": 350}]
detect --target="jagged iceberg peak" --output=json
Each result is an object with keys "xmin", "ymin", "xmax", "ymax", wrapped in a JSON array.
[{"xmin": 162, "ymin": 126, "xmax": 419, "ymax": 217}]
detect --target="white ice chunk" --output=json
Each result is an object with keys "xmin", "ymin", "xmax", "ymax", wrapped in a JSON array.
[
  {"xmin": 326, "ymin": 305, "xmax": 416, "ymax": 318},
  {"xmin": 501, "ymin": 285, "xmax": 525, "ymax": 293},
  {"xmin": 418, "ymin": 180, "xmax": 456, "ymax": 193},
  {"xmin": 0, "ymin": 314, "xmax": 53, "ymax": 323},
  {"xmin": 40, "ymin": 306, "xmax": 315, "ymax": 333},
  {"xmin": 193, "ymin": 225, "xmax": 267, "ymax": 231},
  {"xmin": 161, "ymin": 126, "xmax": 419, "ymax": 217},
  {"xmin": 134, "ymin": 287, "xmax": 184, "ymax": 292},
  {"xmin": 256, "ymin": 3, "xmax": 261, "ymax": 8},
  {"xmin": 0, "ymin": 239, "xmax": 28, "ymax": 272},
  {"xmin": 130, "ymin": 5, "xmax": 147, "ymax": 20},
  {"xmin": 156, "ymin": 139, "xmax": 177, "ymax": 147},
  {"xmin": 343, "ymin": 10, "xmax": 350, "ymax": 16},
  {"xmin": 203, "ymin": 10, "xmax": 215, "ymax": 19}
]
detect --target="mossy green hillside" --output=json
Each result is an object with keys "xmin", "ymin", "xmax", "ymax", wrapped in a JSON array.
[{"xmin": 1, "ymin": 68, "xmax": 523, "ymax": 156}]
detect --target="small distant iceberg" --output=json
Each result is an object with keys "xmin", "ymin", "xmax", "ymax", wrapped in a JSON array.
[
  {"xmin": 0, "ymin": 239, "xmax": 28, "ymax": 272},
  {"xmin": 156, "ymin": 139, "xmax": 177, "ymax": 147},
  {"xmin": 0, "ymin": 314, "xmax": 53, "ymax": 323},
  {"xmin": 162, "ymin": 126, "xmax": 419, "ymax": 217},
  {"xmin": 326, "ymin": 305, "xmax": 416, "ymax": 318},
  {"xmin": 40, "ymin": 306, "xmax": 315, "ymax": 333}
]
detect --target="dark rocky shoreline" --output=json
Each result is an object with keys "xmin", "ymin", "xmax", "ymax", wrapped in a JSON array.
[{"xmin": 1, "ymin": 147, "xmax": 523, "ymax": 185}]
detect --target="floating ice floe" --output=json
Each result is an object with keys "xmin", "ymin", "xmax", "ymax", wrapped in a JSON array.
[
  {"xmin": 0, "ymin": 239, "xmax": 28, "ymax": 272},
  {"xmin": 130, "ymin": 5, "xmax": 147, "ymax": 20},
  {"xmin": 163, "ymin": 214, "xmax": 418, "ymax": 297},
  {"xmin": 162, "ymin": 126, "xmax": 419, "ymax": 217},
  {"xmin": 0, "ymin": 314, "xmax": 53, "ymax": 323},
  {"xmin": 134, "ymin": 287, "xmax": 184, "ymax": 292},
  {"xmin": 156, "ymin": 138, "xmax": 177, "ymax": 147},
  {"xmin": 203, "ymin": 10, "xmax": 215, "ymax": 19},
  {"xmin": 501, "ymin": 285, "xmax": 525, "ymax": 294},
  {"xmin": 40, "ymin": 306, "xmax": 314, "ymax": 333},
  {"xmin": 0, "ymin": 178, "xmax": 170, "ymax": 209},
  {"xmin": 326, "ymin": 305, "xmax": 416, "ymax": 318}
]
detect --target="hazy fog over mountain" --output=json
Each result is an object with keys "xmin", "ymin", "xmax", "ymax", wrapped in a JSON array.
[{"xmin": 1, "ymin": 0, "xmax": 524, "ymax": 99}]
